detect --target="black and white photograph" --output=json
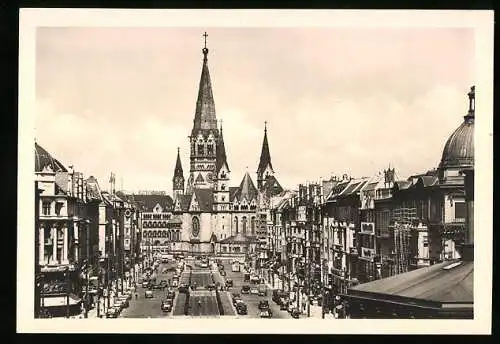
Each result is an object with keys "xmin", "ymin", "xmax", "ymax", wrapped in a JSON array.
[{"xmin": 17, "ymin": 9, "xmax": 493, "ymax": 334}]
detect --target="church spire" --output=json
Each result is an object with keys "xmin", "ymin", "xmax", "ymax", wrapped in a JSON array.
[
  {"xmin": 257, "ymin": 121, "xmax": 274, "ymax": 188},
  {"xmin": 216, "ymin": 120, "xmax": 229, "ymax": 173},
  {"xmin": 173, "ymin": 147, "xmax": 185, "ymax": 198},
  {"xmin": 192, "ymin": 32, "xmax": 217, "ymax": 136}
]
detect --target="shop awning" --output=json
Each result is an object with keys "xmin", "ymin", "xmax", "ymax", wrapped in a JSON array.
[{"xmin": 42, "ymin": 294, "xmax": 81, "ymax": 307}]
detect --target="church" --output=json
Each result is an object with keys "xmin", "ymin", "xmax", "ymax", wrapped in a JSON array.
[{"xmin": 168, "ymin": 35, "xmax": 284, "ymax": 256}]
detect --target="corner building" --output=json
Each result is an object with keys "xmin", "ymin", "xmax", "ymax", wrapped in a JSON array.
[{"xmin": 170, "ymin": 39, "xmax": 284, "ymax": 256}]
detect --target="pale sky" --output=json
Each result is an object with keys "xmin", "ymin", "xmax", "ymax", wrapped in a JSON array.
[{"xmin": 35, "ymin": 27, "xmax": 475, "ymax": 193}]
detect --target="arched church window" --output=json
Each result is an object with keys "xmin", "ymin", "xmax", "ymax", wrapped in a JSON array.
[
  {"xmin": 192, "ymin": 216, "xmax": 200, "ymax": 237},
  {"xmin": 197, "ymin": 143, "xmax": 205, "ymax": 156},
  {"xmin": 242, "ymin": 217, "xmax": 247, "ymax": 235},
  {"xmin": 251, "ymin": 217, "xmax": 256, "ymax": 235},
  {"xmin": 221, "ymin": 184, "xmax": 226, "ymax": 191},
  {"xmin": 207, "ymin": 143, "xmax": 214, "ymax": 156},
  {"xmin": 234, "ymin": 217, "xmax": 238, "ymax": 234}
]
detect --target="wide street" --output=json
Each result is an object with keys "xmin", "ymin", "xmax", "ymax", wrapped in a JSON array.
[
  {"xmin": 120, "ymin": 261, "xmax": 177, "ymax": 318},
  {"xmin": 118, "ymin": 257, "xmax": 292, "ymax": 318},
  {"xmin": 220, "ymin": 259, "xmax": 291, "ymax": 319}
]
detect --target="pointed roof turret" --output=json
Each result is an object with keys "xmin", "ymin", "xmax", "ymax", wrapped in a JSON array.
[
  {"xmin": 257, "ymin": 121, "xmax": 274, "ymax": 175},
  {"xmin": 191, "ymin": 32, "xmax": 218, "ymax": 136},
  {"xmin": 235, "ymin": 171, "xmax": 258, "ymax": 201},
  {"xmin": 173, "ymin": 147, "xmax": 184, "ymax": 181},
  {"xmin": 216, "ymin": 120, "xmax": 230, "ymax": 172}
]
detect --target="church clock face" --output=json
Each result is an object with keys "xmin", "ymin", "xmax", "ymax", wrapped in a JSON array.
[{"xmin": 192, "ymin": 216, "xmax": 200, "ymax": 237}]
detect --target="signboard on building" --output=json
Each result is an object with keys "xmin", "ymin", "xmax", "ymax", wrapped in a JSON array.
[
  {"xmin": 298, "ymin": 206, "xmax": 306, "ymax": 222},
  {"xmin": 361, "ymin": 222, "xmax": 375, "ymax": 234},
  {"xmin": 361, "ymin": 248, "xmax": 375, "ymax": 259}
]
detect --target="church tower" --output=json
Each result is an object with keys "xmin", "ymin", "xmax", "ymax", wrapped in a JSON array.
[
  {"xmin": 214, "ymin": 121, "xmax": 230, "ymax": 212},
  {"xmin": 187, "ymin": 32, "xmax": 219, "ymax": 193},
  {"xmin": 257, "ymin": 122, "xmax": 275, "ymax": 189},
  {"xmin": 172, "ymin": 147, "xmax": 185, "ymax": 200}
]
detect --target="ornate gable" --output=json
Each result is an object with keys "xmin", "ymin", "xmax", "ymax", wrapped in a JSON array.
[{"xmin": 190, "ymin": 193, "xmax": 200, "ymax": 212}]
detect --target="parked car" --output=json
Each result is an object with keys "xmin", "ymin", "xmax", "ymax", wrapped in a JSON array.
[
  {"xmin": 116, "ymin": 297, "xmax": 129, "ymax": 308},
  {"xmin": 220, "ymin": 270, "xmax": 226, "ymax": 277},
  {"xmin": 142, "ymin": 281, "xmax": 150, "ymax": 288},
  {"xmin": 106, "ymin": 307, "xmax": 120, "ymax": 318},
  {"xmin": 250, "ymin": 275, "xmax": 260, "ymax": 284},
  {"xmin": 241, "ymin": 285, "xmax": 250, "ymax": 294},
  {"xmin": 145, "ymin": 290, "xmax": 154, "ymax": 298},
  {"xmin": 258, "ymin": 300, "xmax": 270, "ymax": 310},
  {"xmin": 206, "ymin": 284, "xmax": 216, "ymax": 291},
  {"xmin": 178, "ymin": 283, "xmax": 189, "ymax": 293},
  {"xmin": 250, "ymin": 287, "xmax": 259, "ymax": 295},
  {"xmin": 259, "ymin": 309, "xmax": 273, "ymax": 318},
  {"xmin": 291, "ymin": 308, "xmax": 301, "ymax": 319},
  {"xmin": 161, "ymin": 299, "xmax": 173, "ymax": 312},
  {"xmin": 225, "ymin": 279, "xmax": 233, "ymax": 287},
  {"xmin": 236, "ymin": 302, "xmax": 248, "ymax": 315}
]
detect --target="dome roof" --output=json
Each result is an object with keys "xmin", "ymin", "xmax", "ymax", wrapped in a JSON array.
[
  {"xmin": 35, "ymin": 142, "xmax": 67, "ymax": 172},
  {"xmin": 439, "ymin": 86, "xmax": 475, "ymax": 170}
]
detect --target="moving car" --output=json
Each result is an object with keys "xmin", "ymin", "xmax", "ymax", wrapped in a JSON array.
[
  {"xmin": 250, "ymin": 286, "xmax": 259, "ymax": 295},
  {"xmin": 225, "ymin": 279, "xmax": 233, "ymax": 288},
  {"xmin": 200, "ymin": 261, "xmax": 209, "ymax": 268},
  {"xmin": 258, "ymin": 300, "xmax": 270, "ymax": 310},
  {"xmin": 250, "ymin": 275, "xmax": 260, "ymax": 284},
  {"xmin": 178, "ymin": 283, "xmax": 189, "ymax": 293},
  {"xmin": 151, "ymin": 283, "xmax": 164, "ymax": 290},
  {"xmin": 259, "ymin": 309, "xmax": 272, "ymax": 318},
  {"xmin": 165, "ymin": 290, "xmax": 176, "ymax": 300},
  {"xmin": 220, "ymin": 270, "xmax": 226, "ymax": 277},
  {"xmin": 161, "ymin": 299, "xmax": 173, "ymax": 312},
  {"xmin": 206, "ymin": 284, "xmax": 216, "ymax": 291},
  {"xmin": 235, "ymin": 302, "xmax": 248, "ymax": 315},
  {"xmin": 232, "ymin": 294, "xmax": 242, "ymax": 306},
  {"xmin": 241, "ymin": 285, "xmax": 250, "ymax": 294},
  {"xmin": 145, "ymin": 290, "xmax": 154, "ymax": 298},
  {"xmin": 142, "ymin": 281, "xmax": 150, "ymax": 288},
  {"xmin": 279, "ymin": 299, "xmax": 288, "ymax": 310}
]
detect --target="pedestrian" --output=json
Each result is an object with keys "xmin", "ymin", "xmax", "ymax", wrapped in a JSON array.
[{"xmin": 135, "ymin": 293, "xmax": 138, "ymax": 300}]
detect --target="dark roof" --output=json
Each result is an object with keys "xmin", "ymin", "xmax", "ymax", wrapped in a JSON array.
[
  {"xmin": 349, "ymin": 260, "xmax": 473, "ymax": 304},
  {"xmin": 341, "ymin": 180, "xmax": 367, "ymax": 196},
  {"xmin": 420, "ymin": 175, "xmax": 439, "ymax": 187},
  {"xmin": 35, "ymin": 142, "xmax": 67, "ymax": 172},
  {"xmin": 233, "ymin": 172, "xmax": 258, "ymax": 202},
  {"xmin": 175, "ymin": 194, "xmax": 192, "ymax": 212},
  {"xmin": 395, "ymin": 180, "xmax": 412, "ymax": 190},
  {"xmin": 129, "ymin": 194, "xmax": 174, "ymax": 212},
  {"xmin": 191, "ymin": 48, "xmax": 218, "ymax": 136},
  {"xmin": 210, "ymin": 233, "xmax": 218, "ymax": 242},
  {"xmin": 439, "ymin": 86, "xmax": 475, "ymax": 170},
  {"xmin": 215, "ymin": 126, "xmax": 229, "ymax": 172},
  {"xmin": 257, "ymin": 125, "xmax": 274, "ymax": 176},
  {"xmin": 192, "ymin": 188, "xmax": 214, "ymax": 212},
  {"xmin": 220, "ymin": 233, "xmax": 258, "ymax": 244},
  {"xmin": 229, "ymin": 187, "xmax": 239, "ymax": 201},
  {"xmin": 326, "ymin": 180, "xmax": 351, "ymax": 201},
  {"xmin": 362, "ymin": 182, "xmax": 379, "ymax": 192},
  {"xmin": 261, "ymin": 175, "xmax": 284, "ymax": 197}
]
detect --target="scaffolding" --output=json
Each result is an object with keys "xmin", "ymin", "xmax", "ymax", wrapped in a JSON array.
[{"xmin": 390, "ymin": 208, "xmax": 418, "ymax": 275}]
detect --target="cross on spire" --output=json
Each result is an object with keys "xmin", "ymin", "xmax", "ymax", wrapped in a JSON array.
[
  {"xmin": 203, "ymin": 32, "xmax": 208, "ymax": 49},
  {"xmin": 264, "ymin": 121, "xmax": 267, "ymax": 132}
]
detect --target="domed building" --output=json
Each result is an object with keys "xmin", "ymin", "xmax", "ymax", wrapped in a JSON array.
[
  {"xmin": 390, "ymin": 86, "xmax": 475, "ymax": 270},
  {"xmin": 438, "ymin": 86, "xmax": 475, "ymax": 183}
]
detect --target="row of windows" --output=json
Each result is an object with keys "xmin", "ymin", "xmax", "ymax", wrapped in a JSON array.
[
  {"xmin": 143, "ymin": 214, "xmax": 171, "ymax": 220},
  {"xmin": 41, "ymin": 201, "xmax": 65, "ymax": 216},
  {"xmin": 142, "ymin": 221, "xmax": 173, "ymax": 228},
  {"xmin": 233, "ymin": 216, "xmax": 257, "ymax": 235},
  {"xmin": 143, "ymin": 230, "xmax": 181, "ymax": 241}
]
